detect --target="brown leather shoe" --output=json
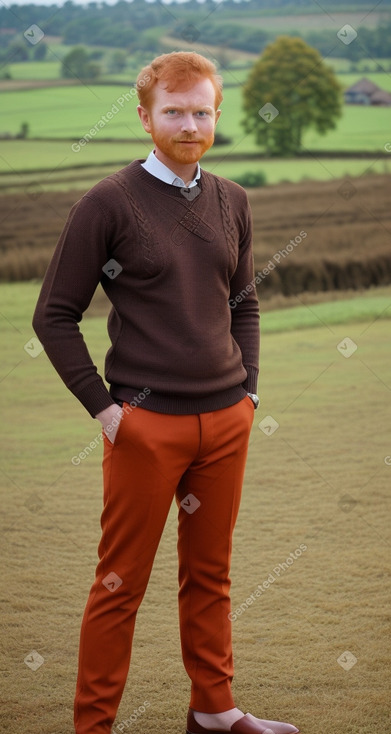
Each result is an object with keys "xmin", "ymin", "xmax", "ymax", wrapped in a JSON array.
[{"xmin": 186, "ymin": 709, "xmax": 299, "ymax": 734}]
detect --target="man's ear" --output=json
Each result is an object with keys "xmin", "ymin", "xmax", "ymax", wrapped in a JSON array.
[
  {"xmin": 214, "ymin": 109, "xmax": 222, "ymax": 127},
  {"xmin": 137, "ymin": 105, "xmax": 152, "ymax": 133}
]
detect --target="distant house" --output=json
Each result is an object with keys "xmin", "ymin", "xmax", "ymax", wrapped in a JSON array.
[{"xmin": 344, "ymin": 77, "xmax": 391, "ymax": 106}]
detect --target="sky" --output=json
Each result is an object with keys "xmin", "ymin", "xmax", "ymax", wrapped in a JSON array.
[{"xmin": 1, "ymin": 0, "xmax": 216, "ymax": 6}]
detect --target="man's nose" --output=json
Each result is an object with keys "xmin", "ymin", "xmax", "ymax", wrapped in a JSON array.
[{"xmin": 181, "ymin": 114, "xmax": 197, "ymax": 133}]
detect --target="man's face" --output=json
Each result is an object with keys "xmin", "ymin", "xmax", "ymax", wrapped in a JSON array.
[{"xmin": 137, "ymin": 77, "xmax": 221, "ymax": 167}]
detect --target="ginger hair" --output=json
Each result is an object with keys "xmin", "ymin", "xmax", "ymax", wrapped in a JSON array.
[{"xmin": 136, "ymin": 51, "xmax": 223, "ymax": 111}]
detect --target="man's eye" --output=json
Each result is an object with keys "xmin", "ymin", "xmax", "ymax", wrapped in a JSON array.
[
  {"xmin": 196, "ymin": 111, "xmax": 207, "ymax": 117},
  {"xmin": 166, "ymin": 110, "xmax": 178, "ymax": 115}
]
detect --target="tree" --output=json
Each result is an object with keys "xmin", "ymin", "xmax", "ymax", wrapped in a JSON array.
[
  {"xmin": 7, "ymin": 40, "xmax": 29, "ymax": 62},
  {"xmin": 213, "ymin": 47, "xmax": 231, "ymax": 70},
  {"xmin": 33, "ymin": 42, "xmax": 47, "ymax": 61},
  {"xmin": 61, "ymin": 46, "xmax": 100, "ymax": 80},
  {"xmin": 62, "ymin": 46, "xmax": 88, "ymax": 78},
  {"xmin": 86, "ymin": 62, "xmax": 101, "ymax": 80},
  {"xmin": 17, "ymin": 122, "xmax": 29, "ymax": 139},
  {"xmin": 0, "ymin": 67, "xmax": 11, "ymax": 80},
  {"xmin": 109, "ymin": 50, "xmax": 127, "ymax": 73},
  {"xmin": 242, "ymin": 36, "xmax": 343, "ymax": 156}
]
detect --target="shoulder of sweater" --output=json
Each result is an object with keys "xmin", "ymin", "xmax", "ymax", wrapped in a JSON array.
[
  {"xmin": 79, "ymin": 161, "xmax": 139, "ymax": 212},
  {"xmin": 201, "ymin": 169, "xmax": 250, "ymax": 205}
]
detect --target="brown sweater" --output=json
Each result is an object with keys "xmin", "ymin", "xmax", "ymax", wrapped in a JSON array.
[{"xmin": 33, "ymin": 160, "xmax": 260, "ymax": 416}]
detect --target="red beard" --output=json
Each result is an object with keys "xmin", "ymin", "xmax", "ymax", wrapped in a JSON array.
[{"xmin": 149, "ymin": 122, "xmax": 215, "ymax": 164}]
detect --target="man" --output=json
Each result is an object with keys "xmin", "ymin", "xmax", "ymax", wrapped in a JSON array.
[{"xmin": 33, "ymin": 52, "xmax": 299, "ymax": 734}]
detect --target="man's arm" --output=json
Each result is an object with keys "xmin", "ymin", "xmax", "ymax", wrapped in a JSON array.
[
  {"xmin": 32, "ymin": 193, "xmax": 117, "ymax": 420},
  {"xmin": 229, "ymin": 199, "xmax": 260, "ymax": 397}
]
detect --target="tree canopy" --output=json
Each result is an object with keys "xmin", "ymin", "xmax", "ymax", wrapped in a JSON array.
[
  {"xmin": 242, "ymin": 36, "xmax": 343, "ymax": 156},
  {"xmin": 61, "ymin": 46, "xmax": 101, "ymax": 80}
]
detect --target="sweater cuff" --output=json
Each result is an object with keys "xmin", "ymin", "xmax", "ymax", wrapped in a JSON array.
[
  {"xmin": 76, "ymin": 379, "xmax": 116, "ymax": 418},
  {"xmin": 242, "ymin": 365, "xmax": 259, "ymax": 396}
]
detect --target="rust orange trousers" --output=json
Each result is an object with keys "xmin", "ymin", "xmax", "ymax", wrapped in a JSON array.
[{"xmin": 74, "ymin": 396, "xmax": 254, "ymax": 733}]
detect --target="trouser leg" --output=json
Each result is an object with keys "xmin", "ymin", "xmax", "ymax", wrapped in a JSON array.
[
  {"xmin": 74, "ymin": 406, "xmax": 198, "ymax": 734},
  {"xmin": 176, "ymin": 396, "xmax": 254, "ymax": 713}
]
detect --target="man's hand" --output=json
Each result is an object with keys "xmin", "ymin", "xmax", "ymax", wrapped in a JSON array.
[{"xmin": 95, "ymin": 403, "xmax": 124, "ymax": 444}]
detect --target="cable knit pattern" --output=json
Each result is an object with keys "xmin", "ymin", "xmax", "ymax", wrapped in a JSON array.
[
  {"xmin": 111, "ymin": 171, "xmax": 156, "ymax": 275},
  {"xmin": 214, "ymin": 176, "xmax": 238, "ymax": 265}
]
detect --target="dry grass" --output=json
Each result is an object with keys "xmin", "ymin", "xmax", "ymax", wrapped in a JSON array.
[
  {"xmin": 0, "ymin": 282, "xmax": 390, "ymax": 734},
  {"xmin": 1, "ymin": 173, "xmax": 390, "ymax": 298},
  {"xmin": 248, "ymin": 173, "xmax": 391, "ymax": 297}
]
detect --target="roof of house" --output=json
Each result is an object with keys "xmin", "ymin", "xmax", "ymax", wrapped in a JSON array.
[
  {"xmin": 345, "ymin": 77, "xmax": 381, "ymax": 95},
  {"xmin": 370, "ymin": 89, "xmax": 391, "ymax": 104}
]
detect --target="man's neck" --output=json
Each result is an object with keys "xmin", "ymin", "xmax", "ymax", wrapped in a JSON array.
[{"xmin": 153, "ymin": 149, "xmax": 198, "ymax": 186}]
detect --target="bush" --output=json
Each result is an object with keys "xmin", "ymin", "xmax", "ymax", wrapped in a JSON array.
[
  {"xmin": 213, "ymin": 131, "xmax": 233, "ymax": 146},
  {"xmin": 232, "ymin": 171, "xmax": 267, "ymax": 188},
  {"xmin": 33, "ymin": 42, "xmax": 47, "ymax": 61},
  {"xmin": 16, "ymin": 122, "xmax": 29, "ymax": 139}
]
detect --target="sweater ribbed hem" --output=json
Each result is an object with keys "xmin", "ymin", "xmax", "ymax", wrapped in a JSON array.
[
  {"xmin": 242, "ymin": 365, "xmax": 259, "ymax": 396},
  {"xmin": 110, "ymin": 384, "xmax": 247, "ymax": 415},
  {"xmin": 78, "ymin": 379, "xmax": 117, "ymax": 418}
]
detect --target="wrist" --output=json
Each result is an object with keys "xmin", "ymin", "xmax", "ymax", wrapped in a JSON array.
[
  {"xmin": 95, "ymin": 403, "xmax": 122, "ymax": 424},
  {"xmin": 247, "ymin": 393, "xmax": 260, "ymax": 409}
]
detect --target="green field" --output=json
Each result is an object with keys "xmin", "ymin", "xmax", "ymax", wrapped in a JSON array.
[
  {"xmin": 2, "ymin": 75, "xmax": 391, "ymax": 144},
  {"xmin": 4, "ymin": 61, "xmax": 62, "ymax": 80},
  {"xmin": 230, "ymin": 9, "xmax": 391, "ymax": 30},
  {"xmin": 220, "ymin": 86, "xmax": 391, "ymax": 152},
  {"xmin": 0, "ymin": 85, "xmax": 143, "ymax": 139},
  {"xmin": 5, "ymin": 60, "xmax": 255, "ymax": 84},
  {"xmin": 1, "ymin": 73, "xmax": 390, "ymax": 157},
  {"xmin": 1, "ymin": 63, "xmax": 390, "ymax": 190},
  {"xmin": 340, "ymin": 72, "xmax": 391, "ymax": 91},
  {"xmin": 5, "ymin": 58, "xmax": 391, "ymax": 91},
  {"xmin": 324, "ymin": 58, "xmax": 391, "ymax": 73},
  {"xmin": 6, "ymin": 56, "xmax": 391, "ymax": 82},
  {"xmin": 1, "ymin": 87, "xmax": 391, "ymax": 192},
  {"xmin": 1, "ymin": 140, "xmax": 390, "ymax": 192},
  {"xmin": 1, "ymin": 281, "xmax": 390, "ymax": 734}
]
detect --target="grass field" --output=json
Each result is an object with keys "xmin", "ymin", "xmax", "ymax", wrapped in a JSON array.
[
  {"xmin": 338, "ymin": 72, "xmax": 391, "ymax": 91},
  {"xmin": 5, "ymin": 58, "xmax": 150, "ymax": 84},
  {"xmin": 228, "ymin": 10, "xmax": 391, "ymax": 30},
  {"xmin": 4, "ymin": 61, "xmax": 63, "ymax": 81},
  {"xmin": 5, "ymin": 60, "xmax": 255, "ymax": 85},
  {"xmin": 1, "ymin": 95, "xmax": 390, "ymax": 192},
  {"xmin": 6, "ymin": 56, "xmax": 391, "ymax": 85},
  {"xmin": 2, "ymin": 77, "xmax": 391, "ymax": 146},
  {"xmin": 1, "ymin": 282, "xmax": 390, "ymax": 734},
  {"xmin": 1, "ymin": 65, "xmax": 390, "ymax": 193},
  {"xmin": 1, "ymin": 140, "xmax": 390, "ymax": 191}
]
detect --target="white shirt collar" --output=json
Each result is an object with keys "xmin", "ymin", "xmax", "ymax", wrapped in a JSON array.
[{"xmin": 141, "ymin": 150, "xmax": 201, "ymax": 188}]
